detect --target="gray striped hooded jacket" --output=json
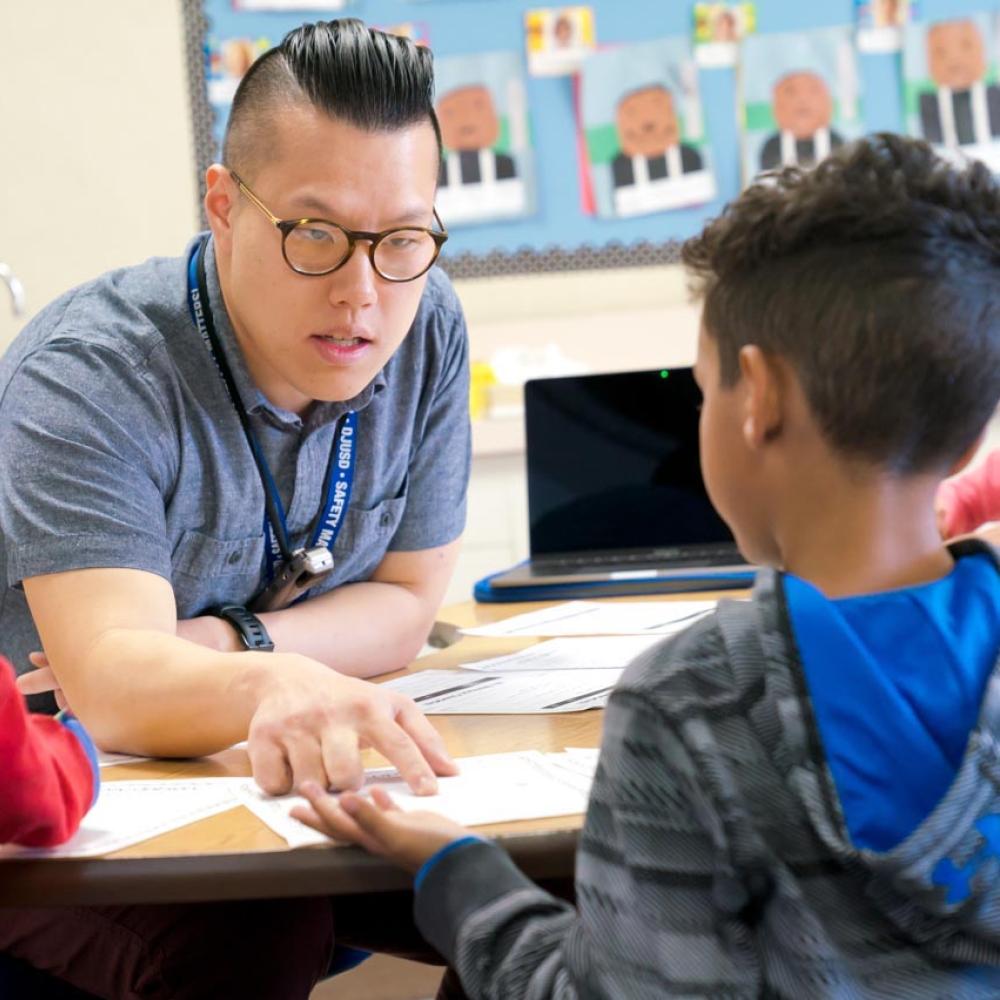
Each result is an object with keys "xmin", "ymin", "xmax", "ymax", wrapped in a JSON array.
[{"xmin": 416, "ymin": 540, "xmax": 1000, "ymax": 998}]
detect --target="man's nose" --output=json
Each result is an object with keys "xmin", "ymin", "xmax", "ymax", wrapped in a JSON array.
[{"xmin": 328, "ymin": 242, "xmax": 378, "ymax": 310}]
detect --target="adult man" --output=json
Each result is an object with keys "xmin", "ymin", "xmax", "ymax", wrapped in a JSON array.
[
  {"xmin": 0, "ymin": 19, "xmax": 468, "ymax": 999},
  {"xmin": 760, "ymin": 70, "xmax": 844, "ymax": 171},
  {"xmin": 919, "ymin": 19, "xmax": 1000, "ymax": 149}
]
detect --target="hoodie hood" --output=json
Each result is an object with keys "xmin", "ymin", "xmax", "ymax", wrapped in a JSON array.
[{"xmin": 779, "ymin": 540, "xmax": 1000, "ymax": 944}]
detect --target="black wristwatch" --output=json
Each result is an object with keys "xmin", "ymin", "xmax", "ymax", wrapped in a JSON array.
[{"xmin": 211, "ymin": 604, "xmax": 275, "ymax": 652}]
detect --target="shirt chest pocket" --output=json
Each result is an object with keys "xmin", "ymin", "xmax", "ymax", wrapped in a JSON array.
[
  {"xmin": 170, "ymin": 529, "xmax": 265, "ymax": 615},
  {"xmin": 299, "ymin": 495, "xmax": 408, "ymax": 594}
]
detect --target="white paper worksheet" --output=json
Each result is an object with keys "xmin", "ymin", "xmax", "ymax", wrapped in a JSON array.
[
  {"xmin": 235, "ymin": 750, "xmax": 595, "ymax": 849},
  {"xmin": 461, "ymin": 600, "xmax": 717, "ymax": 638},
  {"xmin": 464, "ymin": 635, "xmax": 665, "ymax": 673},
  {"xmin": 0, "ymin": 780, "xmax": 242, "ymax": 859},
  {"xmin": 381, "ymin": 667, "xmax": 622, "ymax": 714}
]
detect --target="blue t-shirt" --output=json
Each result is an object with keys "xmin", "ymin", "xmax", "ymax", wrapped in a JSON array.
[{"xmin": 785, "ymin": 552, "xmax": 1000, "ymax": 853}]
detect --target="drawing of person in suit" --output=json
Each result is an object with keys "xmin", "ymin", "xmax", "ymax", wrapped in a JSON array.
[
  {"xmin": 436, "ymin": 84, "xmax": 517, "ymax": 189},
  {"xmin": 611, "ymin": 85, "xmax": 704, "ymax": 190},
  {"xmin": 760, "ymin": 71, "xmax": 844, "ymax": 171},
  {"xmin": 919, "ymin": 20, "xmax": 1000, "ymax": 148}
]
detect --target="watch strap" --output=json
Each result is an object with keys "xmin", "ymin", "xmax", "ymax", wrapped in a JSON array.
[{"xmin": 212, "ymin": 604, "xmax": 275, "ymax": 652}]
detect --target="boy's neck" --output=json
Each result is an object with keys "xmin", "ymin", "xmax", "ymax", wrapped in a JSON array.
[{"xmin": 774, "ymin": 465, "xmax": 954, "ymax": 598}]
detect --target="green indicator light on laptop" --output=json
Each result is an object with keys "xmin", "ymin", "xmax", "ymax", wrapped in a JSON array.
[{"xmin": 659, "ymin": 370, "xmax": 669, "ymax": 379}]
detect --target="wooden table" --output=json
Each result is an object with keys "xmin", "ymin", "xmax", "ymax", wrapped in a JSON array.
[{"xmin": 0, "ymin": 592, "xmax": 740, "ymax": 908}]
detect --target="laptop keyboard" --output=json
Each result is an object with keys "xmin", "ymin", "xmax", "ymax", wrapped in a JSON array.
[{"xmin": 535, "ymin": 544, "xmax": 741, "ymax": 574}]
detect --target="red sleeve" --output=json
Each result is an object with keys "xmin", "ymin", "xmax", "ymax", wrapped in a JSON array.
[
  {"xmin": 0, "ymin": 658, "xmax": 96, "ymax": 847},
  {"xmin": 938, "ymin": 450, "xmax": 1000, "ymax": 537}
]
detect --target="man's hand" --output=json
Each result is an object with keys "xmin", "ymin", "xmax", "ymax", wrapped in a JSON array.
[
  {"xmin": 292, "ymin": 782, "xmax": 471, "ymax": 873},
  {"xmin": 245, "ymin": 656, "xmax": 458, "ymax": 796}
]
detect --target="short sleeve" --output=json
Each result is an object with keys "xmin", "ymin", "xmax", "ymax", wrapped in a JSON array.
[
  {"xmin": 0, "ymin": 340, "xmax": 177, "ymax": 587},
  {"xmin": 388, "ymin": 301, "xmax": 471, "ymax": 552}
]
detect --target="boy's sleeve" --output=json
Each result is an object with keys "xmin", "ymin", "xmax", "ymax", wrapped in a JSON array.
[
  {"xmin": 414, "ymin": 642, "xmax": 763, "ymax": 999},
  {"xmin": 0, "ymin": 659, "xmax": 99, "ymax": 847}
]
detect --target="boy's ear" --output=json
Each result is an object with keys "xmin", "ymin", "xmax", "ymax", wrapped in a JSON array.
[{"xmin": 738, "ymin": 345, "xmax": 783, "ymax": 450}]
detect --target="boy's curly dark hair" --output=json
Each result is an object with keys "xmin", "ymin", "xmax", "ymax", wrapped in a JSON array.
[{"xmin": 682, "ymin": 133, "xmax": 1000, "ymax": 473}]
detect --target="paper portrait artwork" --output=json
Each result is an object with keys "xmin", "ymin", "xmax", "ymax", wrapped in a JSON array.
[
  {"xmin": 857, "ymin": 0, "xmax": 916, "ymax": 54},
  {"xmin": 741, "ymin": 26, "xmax": 861, "ymax": 181},
  {"xmin": 525, "ymin": 6, "xmax": 596, "ymax": 77},
  {"xmin": 434, "ymin": 52, "xmax": 535, "ymax": 225},
  {"xmin": 693, "ymin": 3, "xmax": 757, "ymax": 69},
  {"xmin": 580, "ymin": 37, "xmax": 716, "ymax": 219},
  {"xmin": 206, "ymin": 35, "xmax": 269, "ymax": 106},
  {"xmin": 904, "ymin": 14, "xmax": 1000, "ymax": 172}
]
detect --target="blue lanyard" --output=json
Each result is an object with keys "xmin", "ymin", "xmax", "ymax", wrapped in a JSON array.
[{"xmin": 186, "ymin": 239, "xmax": 357, "ymax": 584}]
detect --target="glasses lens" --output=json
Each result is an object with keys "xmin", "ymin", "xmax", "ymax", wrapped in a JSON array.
[
  {"xmin": 373, "ymin": 230, "xmax": 438, "ymax": 281},
  {"xmin": 284, "ymin": 222, "xmax": 350, "ymax": 275}
]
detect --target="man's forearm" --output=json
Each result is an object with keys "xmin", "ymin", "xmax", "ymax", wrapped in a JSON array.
[
  {"xmin": 259, "ymin": 580, "xmax": 433, "ymax": 677},
  {"xmin": 66, "ymin": 628, "xmax": 272, "ymax": 757}
]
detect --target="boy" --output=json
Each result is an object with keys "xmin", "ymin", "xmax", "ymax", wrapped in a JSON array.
[
  {"xmin": 294, "ymin": 133, "xmax": 1000, "ymax": 998},
  {"xmin": 1, "ymin": 656, "xmax": 98, "ymax": 846}
]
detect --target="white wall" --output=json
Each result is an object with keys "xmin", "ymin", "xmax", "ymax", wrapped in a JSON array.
[{"xmin": 0, "ymin": 0, "xmax": 198, "ymax": 348}]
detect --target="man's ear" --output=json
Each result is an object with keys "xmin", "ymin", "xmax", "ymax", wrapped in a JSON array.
[
  {"xmin": 737, "ymin": 345, "xmax": 783, "ymax": 450},
  {"xmin": 204, "ymin": 164, "xmax": 237, "ymax": 252}
]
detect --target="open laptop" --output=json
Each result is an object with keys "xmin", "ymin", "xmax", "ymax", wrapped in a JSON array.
[{"xmin": 488, "ymin": 367, "xmax": 752, "ymax": 590}]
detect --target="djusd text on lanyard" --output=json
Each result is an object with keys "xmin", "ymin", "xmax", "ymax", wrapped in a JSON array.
[{"xmin": 186, "ymin": 238, "xmax": 357, "ymax": 611}]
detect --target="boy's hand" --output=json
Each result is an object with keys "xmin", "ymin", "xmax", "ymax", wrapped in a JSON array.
[{"xmin": 293, "ymin": 782, "xmax": 472, "ymax": 873}]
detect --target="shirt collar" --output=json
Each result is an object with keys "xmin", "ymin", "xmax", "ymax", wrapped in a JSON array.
[{"xmin": 199, "ymin": 235, "xmax": 387, "ymax": 432}]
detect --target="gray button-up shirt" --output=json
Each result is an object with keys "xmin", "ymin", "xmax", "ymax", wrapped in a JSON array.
[{"xmin": 0, "ymin": 237, "xmax": 470, "ymax": 678}]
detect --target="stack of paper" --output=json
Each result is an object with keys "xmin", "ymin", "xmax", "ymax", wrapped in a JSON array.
[
  {"xmin": 382, "ymin": 667, "xmax": 622, "ymax": 714},
  {"xmin": 380, "ymin": 601, "xmax": 719, "ymax": 715},
  {"xmin": 236, "ymin": 749, "xmax": 602, "ymax": 849},
  {"xmin": 460, "ymin": 600, "xmax": 716, "ymax": 638},
  {"xmin": 0, "ymin": 779, "xmax": 242, "ymax": 859}
]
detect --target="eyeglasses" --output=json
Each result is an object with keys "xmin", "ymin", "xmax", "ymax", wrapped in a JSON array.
[{"xmin": 228, "ymin": 169, "xmax": 449, "ymax": 283}]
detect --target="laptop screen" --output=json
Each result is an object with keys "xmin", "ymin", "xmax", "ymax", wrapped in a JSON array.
[{"xmin": 525, "ymin": 368, "xmax": 736, "ymax": 557}]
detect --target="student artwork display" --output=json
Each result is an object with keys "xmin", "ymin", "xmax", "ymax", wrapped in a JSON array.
[
  {"xmin": 234, "ymin": 0, "xmax": 353, "ymax": 8},
  {"xmin": 903, "ymin": 13, "xmax": 1000, "ymax": 172},
  {"xmin": 525, "ymin": 6, "xmax": 596, "ymax": 77},
  {"xmin": 579, "ymin": 37, "xmax": 716, "ymax": 219},
  {"xmin": 692, "ymin": 3, "xmax": 757, "ymax": 69},
  {"xmin": 433, "ymin": 52, "xmax": 535, "ymax": 225},
  {"xmin": 206, "ymin": 34, "xmax": 269, "ymax": 106},
  {"xmin": 856, "ymin": 0, "xmax": 916, "ymax": 54},
  {"xmin": 741, "ymin": 26, "xmax": 861, "ymax": 181}
]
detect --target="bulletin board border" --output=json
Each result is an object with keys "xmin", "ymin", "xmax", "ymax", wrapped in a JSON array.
[{"xmin": 180, "ymin": 0, "xmax": 686, "ymax": 279}]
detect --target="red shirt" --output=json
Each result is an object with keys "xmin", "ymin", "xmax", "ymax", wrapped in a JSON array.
[
  {"xmin": 938, "ymin": 449, "xmax": 1000, "ymax": 538},
  {"xmin": 0, "ymin": 657, "xmax": 98, "ymax": 847}
]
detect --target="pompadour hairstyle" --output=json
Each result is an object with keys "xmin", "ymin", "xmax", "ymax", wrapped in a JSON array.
[
  {"xmin": 222, "ymin": 19, "xmax": 441, "ymax": 173},
  {"xmin": 682, "ymin": 133, "xmax": 1000, "ymax": 473}
]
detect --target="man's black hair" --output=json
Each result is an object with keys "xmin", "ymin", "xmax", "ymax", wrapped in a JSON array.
[
  {"xmin": 223, "ymin": 19, "xmax": 441, "ymax": 172},
  {"xmin": 682, "ymin": 133, "xmax": 1000, "ymax": 473}
]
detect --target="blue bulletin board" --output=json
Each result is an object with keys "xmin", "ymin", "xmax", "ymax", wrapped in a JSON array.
[{"xmin": 182, "ymin": 0, "xmax": 1000, "ymax": 277}]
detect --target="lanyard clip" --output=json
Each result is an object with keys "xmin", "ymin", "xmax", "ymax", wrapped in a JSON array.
[{"xmin": 250, "ymin": 546, "xmax": 335, "ymax": 612}]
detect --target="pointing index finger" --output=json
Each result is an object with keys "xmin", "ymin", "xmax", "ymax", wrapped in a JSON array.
[{"xmin": 362, "ymin": 716, "xmax": 438, "ymax": 794}]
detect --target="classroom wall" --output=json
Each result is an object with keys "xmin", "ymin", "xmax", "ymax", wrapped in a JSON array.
[
  {"xmin": 0, "ymin": 0, "xmax": 199, "ymax": 349},
  {"xmin": 0, "ymin": 2, "xmax": 994, "ymax": 608}
]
